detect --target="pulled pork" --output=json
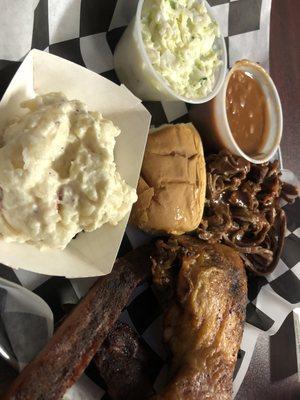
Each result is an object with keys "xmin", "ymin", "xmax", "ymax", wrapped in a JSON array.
[{"xmin": 197, "ymin": 151, "xmax": 298, "ymax": 275}]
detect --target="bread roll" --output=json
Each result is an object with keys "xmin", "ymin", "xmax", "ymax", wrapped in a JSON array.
[{"xmin": 130, "ymin": 123, "xmax": 206, "ymax": 234}]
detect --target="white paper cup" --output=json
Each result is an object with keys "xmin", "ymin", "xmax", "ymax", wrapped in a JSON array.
[
  {"xmin": 114, "ymin": 0, "xmax": 227, "ymax": 103},
  {"xmin": 190, "ymin": 60, "xmax": 283, "ymax": 164}
]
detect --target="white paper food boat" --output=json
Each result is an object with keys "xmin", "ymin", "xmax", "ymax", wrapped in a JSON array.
[{"xmin": 0, "ymin": 49, "xmax": 151, "ymax": 278}]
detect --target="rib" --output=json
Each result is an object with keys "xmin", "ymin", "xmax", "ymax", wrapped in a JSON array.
[{"xmin": 3, "ymin": 246, "xmax": 152, "ymax": 400}]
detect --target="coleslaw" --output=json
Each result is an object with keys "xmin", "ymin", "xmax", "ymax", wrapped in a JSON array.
[{"xmin": 141, "ymin": 0, "xmax": 222, "ymax": 99}]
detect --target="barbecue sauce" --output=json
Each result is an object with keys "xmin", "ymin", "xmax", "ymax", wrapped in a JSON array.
[{"xmin": 226, "ymin": 70, "xmax": 268, "ymax": 156}]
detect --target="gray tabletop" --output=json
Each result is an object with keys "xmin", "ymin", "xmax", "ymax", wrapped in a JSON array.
[
  {"xmin": 236, "ymin": 1, "xmax": 300, "ymax": 398},
  {"xmin": 237, "ymin": 313, "xmax": 300, "ymax": 399}
]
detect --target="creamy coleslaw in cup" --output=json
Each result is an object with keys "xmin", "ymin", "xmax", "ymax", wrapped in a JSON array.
[
  {"xmin": 114, "ymin": 0, "xmax": 226, "ymax": 103},
  {"xmin": 141, "ymin": 0, "xmax": 221, "ymax": 99}
]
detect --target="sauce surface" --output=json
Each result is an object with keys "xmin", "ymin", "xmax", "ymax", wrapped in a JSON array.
[{"xmin": 226, "ymin": 70, "xmax": 268, "ymax": 156}]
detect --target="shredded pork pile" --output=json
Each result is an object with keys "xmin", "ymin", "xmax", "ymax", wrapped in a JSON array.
[{"xmin": 197, "ymin": 151, "xmax": 298, "ymax": 275}]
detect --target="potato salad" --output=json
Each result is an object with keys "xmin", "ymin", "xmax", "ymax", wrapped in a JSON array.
[
  {"xmin": 0, "ymin": 93, "xmax": 137, "ymax": 250},
  {"xmin": 141, "ymin": 0, "xmax": 222, "ymax": 99}
]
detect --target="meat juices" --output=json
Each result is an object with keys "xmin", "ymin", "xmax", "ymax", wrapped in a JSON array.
[{"xmin": 226, "ymin": 70, "xmax": 268, "ymax": 156}]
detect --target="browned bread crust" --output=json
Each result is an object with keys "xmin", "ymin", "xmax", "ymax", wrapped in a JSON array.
[{"xmin": 130, "ymin": 123, "xmax": 206, "ymax": 235}]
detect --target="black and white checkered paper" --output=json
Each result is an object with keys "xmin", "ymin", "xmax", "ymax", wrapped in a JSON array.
[{"xmin": 0, "ymin": 0, "xmax": 299, "ymax": 398}]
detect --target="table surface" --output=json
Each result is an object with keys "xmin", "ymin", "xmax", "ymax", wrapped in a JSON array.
[
  {"xmin": 270, "ymin": 0, "xmax": 300, "ymax": 177},
  {"xmin": 237, "ymin": 1, "xmax": 300, "ymax": 398}
]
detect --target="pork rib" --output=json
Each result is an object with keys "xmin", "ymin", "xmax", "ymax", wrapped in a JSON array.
[{"xmin": 3, "ymin": 247, "xmax": 152, "ymax": 400}]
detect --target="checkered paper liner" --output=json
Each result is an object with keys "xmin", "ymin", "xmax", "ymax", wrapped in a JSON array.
[{"xmin": 0, "ymin": 0, "xmax": 299, "ymax": 398}]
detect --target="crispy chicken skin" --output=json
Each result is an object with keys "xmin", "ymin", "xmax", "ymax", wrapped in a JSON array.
[{"xmin": 152, "ymin": 236, "xmax": 247, "ymax": 400}]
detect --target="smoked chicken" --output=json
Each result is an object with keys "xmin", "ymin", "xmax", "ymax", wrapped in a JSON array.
[{"xmin": 152, "ymin": 236, "xmax": 247, "ymax": 400}]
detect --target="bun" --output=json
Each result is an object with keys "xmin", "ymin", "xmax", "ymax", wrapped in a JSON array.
[{"xmin": 130, "ymin": 123, "xmax": 206, "ymax": 234}]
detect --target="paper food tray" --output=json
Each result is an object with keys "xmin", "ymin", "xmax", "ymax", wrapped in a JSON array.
[{"xmin": 0, "ymin": 49, "xmax": 151, "ymax": 278}]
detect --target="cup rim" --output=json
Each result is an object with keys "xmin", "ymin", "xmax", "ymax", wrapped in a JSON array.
[
  {"xmin": 219, "ymin": 60, "xmax": 283, "ymax": 164},
  {"xmin": 135, "ymin": 0, "xmax": 228, "ymax": 104}
]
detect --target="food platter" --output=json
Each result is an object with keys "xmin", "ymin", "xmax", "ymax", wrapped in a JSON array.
[{"xmin": 0, "ymin": 1, "xmax": 299, "ymax": 400}]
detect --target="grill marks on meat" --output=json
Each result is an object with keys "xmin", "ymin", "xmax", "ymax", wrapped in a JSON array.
[
  {"xmin": 197, "ymin": 151, "xmax": 298, "ymax": 275},
  {"xmin": 3, "ymin": 246, "xmax": 153, "ymax": 400},
  {"xmin": 94, "ymin": 322, "xmax": 153, "ymax": 400},
  {"xmin": 152, "ymin": 236, "xmax": 247, "ymax": 400}
]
